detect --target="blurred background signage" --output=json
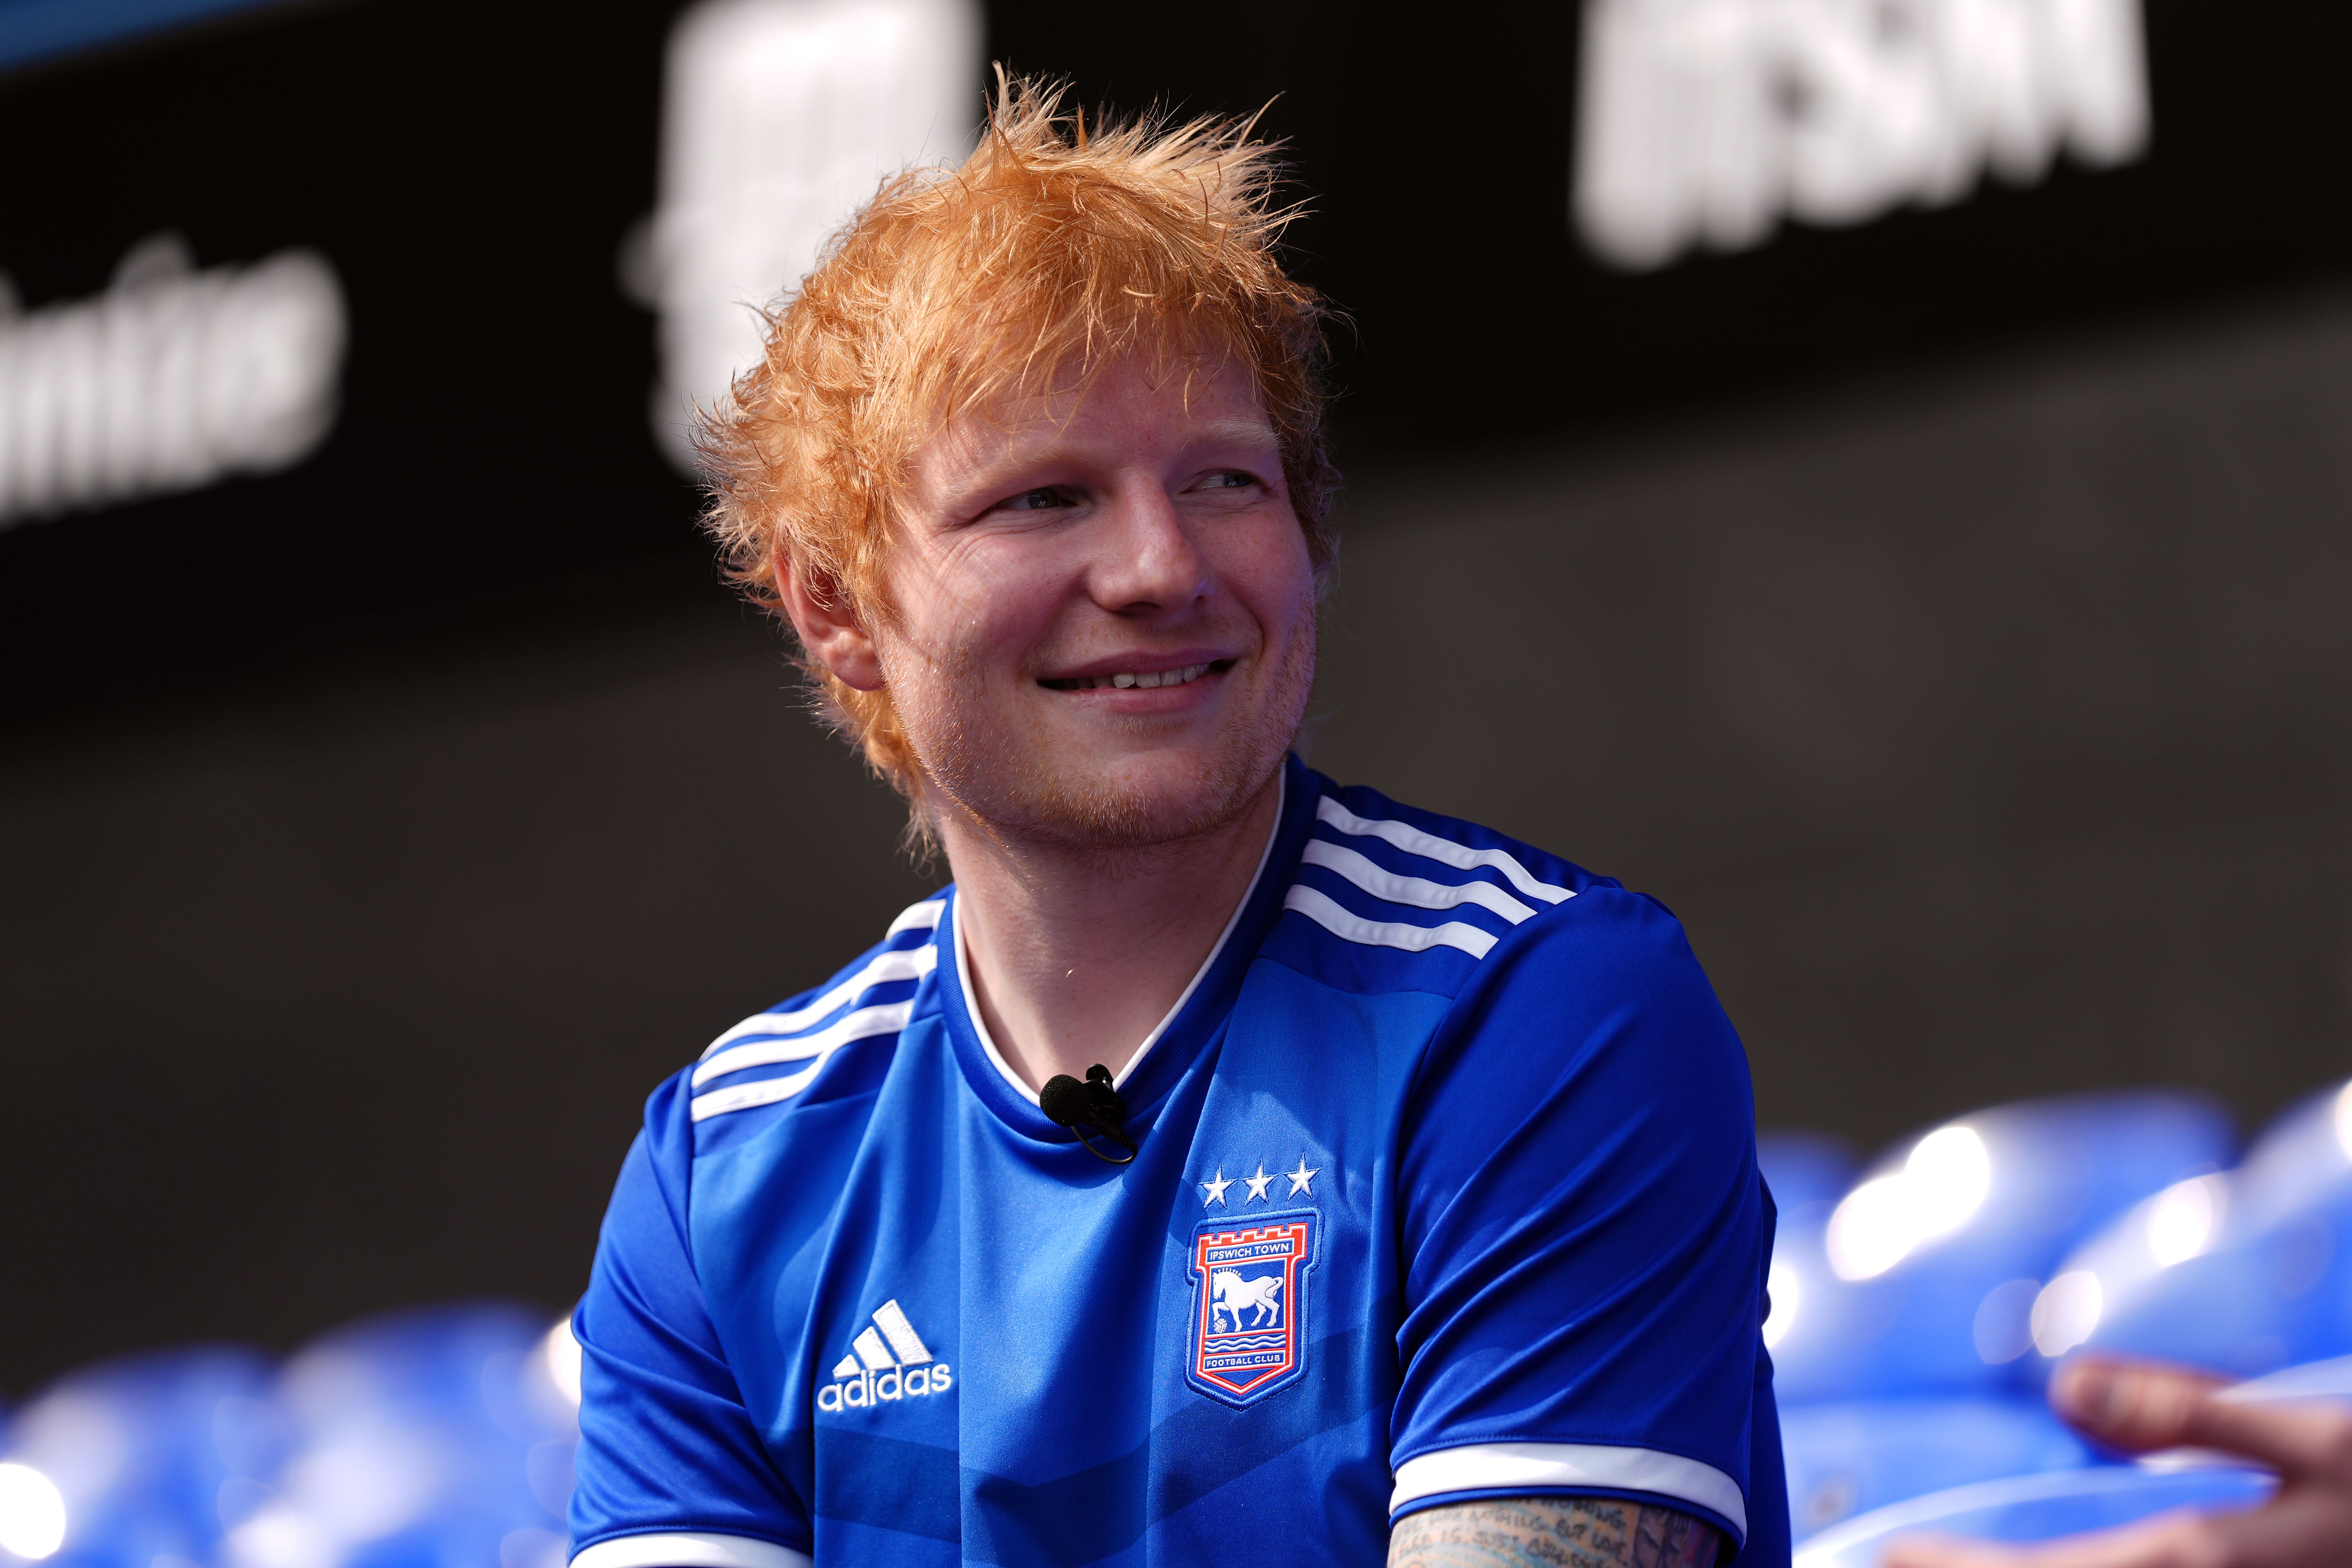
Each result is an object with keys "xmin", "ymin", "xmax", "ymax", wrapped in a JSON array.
[
  {"xmin": 1576, "ymin": 0, "xmax": 2150, "ymax": 267},
  {"xmin": 0, "ymin": 233, "xmax": 344, "ymax": 529},
  {"xmin": 0, "ymin": 0, "xmax": 276, "ymax": 74},
  {"xmin": 0, "ymin": 0, "xmax": 2337, "ymax": 709},
  {"xmin": 629, "ymin": 0, "xmax": 982, "ymax": 465}
]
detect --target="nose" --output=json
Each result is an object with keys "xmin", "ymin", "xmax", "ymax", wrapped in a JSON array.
[{"xmin": 1088, "ymin": 480, "xmax": 1210, "ymax": 615}]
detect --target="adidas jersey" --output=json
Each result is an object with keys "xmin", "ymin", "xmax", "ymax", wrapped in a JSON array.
[{"xmin": 569, "ymin": 755, "xmax": 1788, "ymax": 1568}]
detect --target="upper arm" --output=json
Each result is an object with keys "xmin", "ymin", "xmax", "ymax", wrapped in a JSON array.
[
  {"xmin": 1388, "ymin": 1497, "xmax": 1722, "ymax": 1568},
  {"xmin": 1389, "ymin": 890, "xmax": 1776, "ymax": 1555},
  {"xmin": 569, "ymin": 1087, "xmax": 812, "ymax": 1565}
]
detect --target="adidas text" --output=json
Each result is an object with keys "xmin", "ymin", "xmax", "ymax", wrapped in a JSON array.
[
  {"xmin": 817, "ymin": 1361, "xmax": 952, "ymax": 1411},
  {"xmin": 818, "ymin": 1297, "xmax": 952, "ymax": 1413}
]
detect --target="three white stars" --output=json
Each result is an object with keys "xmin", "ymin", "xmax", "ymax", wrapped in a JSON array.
[{"xmin": 1199, "ymin": 1157, "xmax": 1322, "ymax": 1206}]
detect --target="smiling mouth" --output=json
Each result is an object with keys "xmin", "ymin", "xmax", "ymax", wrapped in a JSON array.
[{"xmin": 1039, "ymin": 660, "xmax": 1230, "ymax": 692}]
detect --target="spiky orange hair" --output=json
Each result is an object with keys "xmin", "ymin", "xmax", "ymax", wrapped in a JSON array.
[{"xmin": 697, "ymin": 71, "xmax": 1338, "ymax": 810}]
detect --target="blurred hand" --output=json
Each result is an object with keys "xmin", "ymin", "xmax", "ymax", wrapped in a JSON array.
[{"xmin": 1881, "ymin": 1356, "xmax": 2352, "ymax": 1568}]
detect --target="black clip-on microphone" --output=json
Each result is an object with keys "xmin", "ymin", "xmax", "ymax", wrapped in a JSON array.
[{"xmin": 1040, "ymin": 1063, "xmax": 1138, "ymax": 1165}]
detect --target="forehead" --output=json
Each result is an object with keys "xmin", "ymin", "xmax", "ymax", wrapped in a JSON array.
[{"xmin": 916, "ymin": 352, "xmax": 1277, "ymax": 486}]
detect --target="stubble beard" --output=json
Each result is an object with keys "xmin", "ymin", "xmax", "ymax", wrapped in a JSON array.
[{"xmin": 890, "ymin": 615, "xmax": 1316, "ymax": 863}]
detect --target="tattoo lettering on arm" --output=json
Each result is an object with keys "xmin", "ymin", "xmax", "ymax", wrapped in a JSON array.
[{"xmin": 1387, "ymin": 1496, "xmax": 1722, "ymax": 1568}]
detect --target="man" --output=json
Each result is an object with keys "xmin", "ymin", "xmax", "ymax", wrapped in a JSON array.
[{"xmin": 567, "ymin": 79, "xmax": 1782, "ymax": 1568}]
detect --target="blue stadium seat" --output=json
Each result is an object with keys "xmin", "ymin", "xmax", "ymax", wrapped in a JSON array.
[
  {"xmin": 1760, "ymin": 1200, "xmax": 1864, "ymax": 1394},
  {"xmin": 1758, "ymin": 1131, "xmax": 1859, "ymax": 1212},
  {"xmin": 1791, "ymin": 1465, "xmax": 2275, "ymax": 1567},
  {"xmin": 0, "ymin": 1346, "xmax": 280, "ymax": 1568},
  {"xmin": 1780, "ymin": 1396, "xmax": 2095, "ymax": 1542},
  {"xmin": 2052, "ymin": 1082, "xmax": 2352, "ymax": 1379},
  {"xmin": 1770, "ymin": 1090, "xmax": 2234, "ymax": 1402},
  {"xmin": 221, "ymin": 1304, "xmax": 577, "ymax": 1568}
]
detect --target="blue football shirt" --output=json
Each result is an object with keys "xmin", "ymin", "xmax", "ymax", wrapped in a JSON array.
[{"xmin": 568, "ymin": 755, "xmax": 1788, "ymax": 1568}]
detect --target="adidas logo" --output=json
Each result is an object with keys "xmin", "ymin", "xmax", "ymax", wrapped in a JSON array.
[{"xmin": 816, "ymin": 1298, "xmax": 953, "ymax": 1413}]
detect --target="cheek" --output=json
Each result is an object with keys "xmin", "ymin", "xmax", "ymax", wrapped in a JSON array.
[
  {"xmin": 1222, "ymin": 517, "xmax": 1318, "ymax": 631},
  {"xmin": 905, "ymin": 536, "xmax": 1072, "ymax": 671}
]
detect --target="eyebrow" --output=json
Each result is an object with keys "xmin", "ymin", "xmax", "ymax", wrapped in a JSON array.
[
  {"xmin": 1182, "ymin": 417, "xmax": 1282, "ymax": 454},
  {"xmin": 940, "ymin": 414, "xmax": 1282, "ymax": 503}
]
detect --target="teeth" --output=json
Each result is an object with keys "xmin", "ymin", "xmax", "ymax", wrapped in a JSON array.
[{"xmin": 1054, "ymin": 663, "xmax": 1215, "ymax": 691}]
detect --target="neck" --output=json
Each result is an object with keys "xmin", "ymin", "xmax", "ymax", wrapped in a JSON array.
[{"xmin": 942, "ymin": 771, "xmax": 1284, "ymax": 1094}]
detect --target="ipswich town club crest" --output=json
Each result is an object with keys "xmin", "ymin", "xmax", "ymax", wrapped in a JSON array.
[{"xmin": 1184, "ymin": 1212, "xmax": 1317, "ymax": 1406}]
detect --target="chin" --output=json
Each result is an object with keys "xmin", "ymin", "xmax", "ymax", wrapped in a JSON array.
[
  {"xmin": 1017, "ymin": 748, "xmax": 1283, "ymax": 850},
  {"xmin": 926, "ymin": 731, "xmax": 1287, "ymax": 852}
]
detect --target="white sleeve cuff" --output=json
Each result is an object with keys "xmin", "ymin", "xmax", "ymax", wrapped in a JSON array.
[
  {"xmin": 569, "ymin": 1533, "xmax": 812, "ymax": 1568},
  {"xmin": 1390, "ymin": 1441, "xmax": 1748, "ymax": 1540}
]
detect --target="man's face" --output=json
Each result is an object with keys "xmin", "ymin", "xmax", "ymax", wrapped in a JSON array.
[{"xmin": 873, "ymin": 352, "xmax": 1317, "ymax": 850}]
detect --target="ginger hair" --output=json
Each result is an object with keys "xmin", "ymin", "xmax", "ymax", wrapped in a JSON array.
[{"xmin": 695, "ymin": 71, "xmax": 1339, "ymax": 814}]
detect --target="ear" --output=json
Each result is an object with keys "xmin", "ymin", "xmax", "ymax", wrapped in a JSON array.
[{"xmin": 774, "ymin": 550, "xmax": 885, "ymax": 692}]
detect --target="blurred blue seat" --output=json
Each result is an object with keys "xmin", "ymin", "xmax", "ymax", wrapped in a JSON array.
[
  {"xmin": 1781, "ymin": 1395, "xmax": 2096, "ymax": 1542},
  {"xmin": 0, "ymin": 1345, "xmax": 280, "ymax": 1568},
  {"xmin": 218, "ymin": 1304, "xmax": 577, "ymax": 1568},
  {"xmin": 1792, "ymin": 1465, "xmax": 2274, "ymax": 1566},
  {"xmin": 2053, "ymin": 1082, "xmax": 2352, "ymax": 1379},
  {"xmin": 1758, "ymin": 1131, "xmax": 1858, "ymax": 1213},
  {"xmin": 1770, "ymin": 1090, "xmax": 2234, "ymax": 1402}
]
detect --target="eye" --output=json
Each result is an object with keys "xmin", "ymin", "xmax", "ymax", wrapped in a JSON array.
[
  {"xmin": 994, "ymin": 485, "xmax": 1071, "ymax": 513},
  {"xmin": 1198, "ymin": 470, "xmax": 1260, "ymax": 491}
]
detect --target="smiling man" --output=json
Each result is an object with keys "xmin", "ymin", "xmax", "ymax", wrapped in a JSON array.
[{"xmin": 566, "ymin": 80, "xmax": 1786, "ymax": 1568}]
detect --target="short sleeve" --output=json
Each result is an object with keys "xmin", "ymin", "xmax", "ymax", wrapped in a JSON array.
[
  {"xmin": 568, "ymin": 1076, "xmax": 813, "ymax": 1568},
  {"xmin": 1389, "ymin": 887, "xmax": 1778, "ymax": 1557}
]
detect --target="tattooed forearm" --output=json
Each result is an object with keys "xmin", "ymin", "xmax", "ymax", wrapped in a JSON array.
[{"xmin": 1387, "ymin": 1496, "xmax": 1721, "ymax": 1568}]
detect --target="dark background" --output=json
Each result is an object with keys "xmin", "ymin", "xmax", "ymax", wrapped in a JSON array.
[{"xmin": 2, "ymin": 0, "xmax": 2348, "ymax": 1396}]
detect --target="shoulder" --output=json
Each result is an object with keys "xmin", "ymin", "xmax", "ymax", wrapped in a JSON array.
[
  {"xmin": 1266, "ymin": 771, "xmax": 1631, "ymax": 994},
  {"xmin": 1270, "ymin": 771, "xmax": 1747, "ymax": 1114},
  {"xmin": 643, "ymin": 893, "xmax": 950, "ymax": 1165}
]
